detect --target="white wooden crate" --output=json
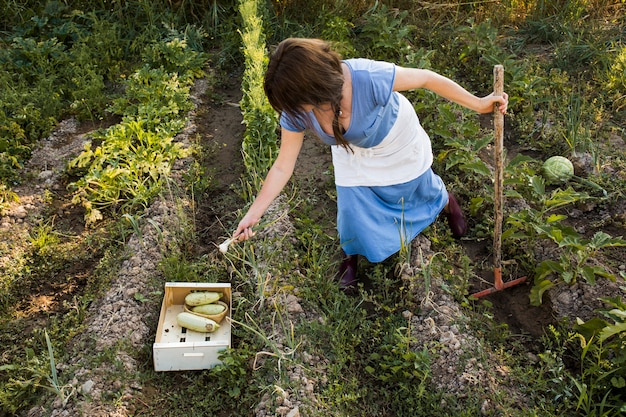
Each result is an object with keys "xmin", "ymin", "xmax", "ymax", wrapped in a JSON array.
[{"xmin": 153, "ymin": 282, "xmax": 231, "ymax": 372}]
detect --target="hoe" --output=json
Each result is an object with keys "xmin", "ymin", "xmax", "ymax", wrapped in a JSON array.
[{"xmin": 471, "ymin": 65, "xmax": 527, "ymax": 298}]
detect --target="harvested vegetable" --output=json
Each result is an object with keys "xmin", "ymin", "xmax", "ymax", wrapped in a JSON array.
[
  {"xmin": 184, "ymin": 291, "xmax": 221, "ymax": 306},
  {"xmin": 219, "ymin": 237, "xmax": 235, "ymax": 254},
  {"xmin": 176, "ymin": 312, "xmax": 220, "ymax": 332},
  {"xmin": 192, "ymin": 303, "xmax": 226, "ymax": 315}
]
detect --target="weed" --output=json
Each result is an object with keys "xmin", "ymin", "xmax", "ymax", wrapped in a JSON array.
[
  {"xmin": 0, "ymin": 183, "xmax": 19, "ymax": 213},
  {"xmin": 0, "ymin": 349, "xmax": 51, "ymax": 413},
  {"xmin": 574, "ymin": 297, "xmax": 626, "ymax": 412},
  {"xmin": 159, "ymin": 253, "xmax": 202, "ymax": 282},
  {"xmin": 205, "ymin": 344, "xmax": 264, "ymax": 407},
  {"xmin": 183, "ymin": 157, "xmax": 214, "ymax": 199},
  {"xmin": 537, "ymin": 324, "xmax": 579, "ymax": 409},
  {"xmin": 321, "ymin": 14, "xmax": 357, "ymax": 57},
  {"xmin": 365, "ymin": 325, "xmax": 430, "ymax": 393},
  {"xmin": 0, "ymin": 330, "xmax": 75, "ymax": 413},
  {"xmin": 29, "ymin": 220, "xmax": 60, "ymax": 255},
  {"xmin": 519, "ymin": 16, "xmax": 568, "ymax": 44},
  {"xmin": 231, "ymin": 309, "xmax": 300, "ymax": 374},
  {"xmin": 562, "ymin": 87, "xmax": 590, "ymax": 154},
  {"xmin": 0, "ymin": 113, "xmax": 32, "ymax": 184},
  {"xmin": 43, "ymin": 330, "xmax": 74, "ymax": 405}
]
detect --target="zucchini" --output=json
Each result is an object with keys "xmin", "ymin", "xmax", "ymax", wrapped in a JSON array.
[
  {"xmin": 184, "ymin": 291, "xmax": 221, "ymax": 306},
  {"xmin": 176, "ymin": 312, "xmax": 220, "ymax": 333},
  {"xmin": 192, "ymin": 303, "xmax": 226, "ymax": 315}
]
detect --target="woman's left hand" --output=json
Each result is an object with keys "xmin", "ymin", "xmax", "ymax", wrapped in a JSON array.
[{"xmin": 480, "ymin": 92, "xmax": 508, "ymax": 114}]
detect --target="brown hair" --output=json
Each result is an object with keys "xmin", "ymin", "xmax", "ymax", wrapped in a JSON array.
[{"xmin": 264, "ymin": 38, "xmax": 350, "ymax": 149}]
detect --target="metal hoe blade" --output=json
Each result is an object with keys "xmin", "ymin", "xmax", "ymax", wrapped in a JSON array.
[{"xmin": 471, "ymin": 65, "xmax": 527, "ymax": 298}]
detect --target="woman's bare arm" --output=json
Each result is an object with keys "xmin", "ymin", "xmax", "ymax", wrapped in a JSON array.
[
  {"xmin": 393, "ymin": 67, "xmax": 508, "ymax": 114},
  {"xmin": 234, "ymin": 128, "xmax": 304, "ymax": 240}
]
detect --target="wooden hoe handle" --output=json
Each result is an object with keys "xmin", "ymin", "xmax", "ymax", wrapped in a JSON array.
[{"xmin": 493, "ymin": 65, "xmax": 504, "ymax": 272}]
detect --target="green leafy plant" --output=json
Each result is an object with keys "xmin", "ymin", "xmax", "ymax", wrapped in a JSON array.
[
  {"xmin": 320, "ymin": 14, "xmax": 357, "ymax": 57},
  {"xmin": 454, "ymin": 20, "xmax": 504, "ymax": 86},
  {"xmin": 353, "ymin": 2, "xmax": 414, "ymax": 62},
  {"xmin": 0, "ymin": 111, "xmax": 32, "ymax": 184},
  {"xmin": 67, "ymin": 36, "xmax": 205, "ymax": 224},
  {"xmin": 536, "ymin": 325, "xmax": 579, "ymax": 410},
  {"xmin": 29, "ymin": 221, "xmax": 60, "ymax": 255},
  {"xmin": 159, "ymin": 252, "xmax": 204, "ymax": 282},
  {"xmin": 0, "ymin": 1, "xmax": 174, "ymax": 184},
  {"xmin": 0, "ymin": 183, "xmax": 19, "ymax": 213},
  {"xmin": 531, "ymin": 231, "xmax": 625, "ymax": 305},
  {"xmin": 573, "ymin": 297, "xmax": 626, "ymax": 415},
  {"xmin": 108, "ymin": 67, "xmax": 193, "ymax": 133},
  {"xmin": 68, "ymin": 120, "xmax": 190, "ymax": 224},
  {"xmin": 207, "ymin": 344, "xmax": 262, "ymax": 404},
  {"xmin": 141, "ymin": 35, "xmax": 207, "ymax": 82},
  {"xmin": 435, "ymin": 102, "xmax": 492, "ymax": 180},
  {"xmin": 0, "ymin": 351, "xmax": 47, "ymax": 414},
  {"xmin": 430, "ymin": 101, "xmax": 494, "ymax": 236},
  {"xmin": 504, "ymin": 174, "xmax": 624, "ymax": 305}
]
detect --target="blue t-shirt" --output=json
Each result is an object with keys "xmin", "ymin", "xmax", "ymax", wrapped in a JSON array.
[{"xmin": 280, "ymin": 58, "xmax": 400, "ymax": 148}]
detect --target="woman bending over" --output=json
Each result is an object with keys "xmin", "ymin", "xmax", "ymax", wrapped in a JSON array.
[{"xmin": 233, "ymin": 38, "xmax": 508, "ymax": 292}]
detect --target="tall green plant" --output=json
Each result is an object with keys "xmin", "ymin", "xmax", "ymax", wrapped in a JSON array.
[
  {"xmin": 238, "ymin": 0, "xmax": 278, "ymax": 194},
  {"xmin": 365, "ymin": 326, "xmax": 430, "ymax": 395}
]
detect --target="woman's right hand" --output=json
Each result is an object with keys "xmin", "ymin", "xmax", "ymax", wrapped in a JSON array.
[{"xmin": 233, "ymin": 212, "xmax": 259, "ymax": 242}]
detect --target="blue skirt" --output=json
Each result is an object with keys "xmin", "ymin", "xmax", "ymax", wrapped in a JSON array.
[{"xmin": 336, "ymin": 168, "xmax": 448, "ymax": 262}]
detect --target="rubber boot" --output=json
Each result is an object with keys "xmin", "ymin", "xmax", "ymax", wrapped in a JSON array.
[
  {"xmin": 337, "ymin": 251, "xmax": 359, "ymax": 293},
  {"xmin": 444, "ymin": 192, "xmax": 467, "ymax": 238}
]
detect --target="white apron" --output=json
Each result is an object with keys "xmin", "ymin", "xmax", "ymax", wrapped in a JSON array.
[{"xmin": 331, "ymin": 93, "xmax": 433, "ymax": 187}]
